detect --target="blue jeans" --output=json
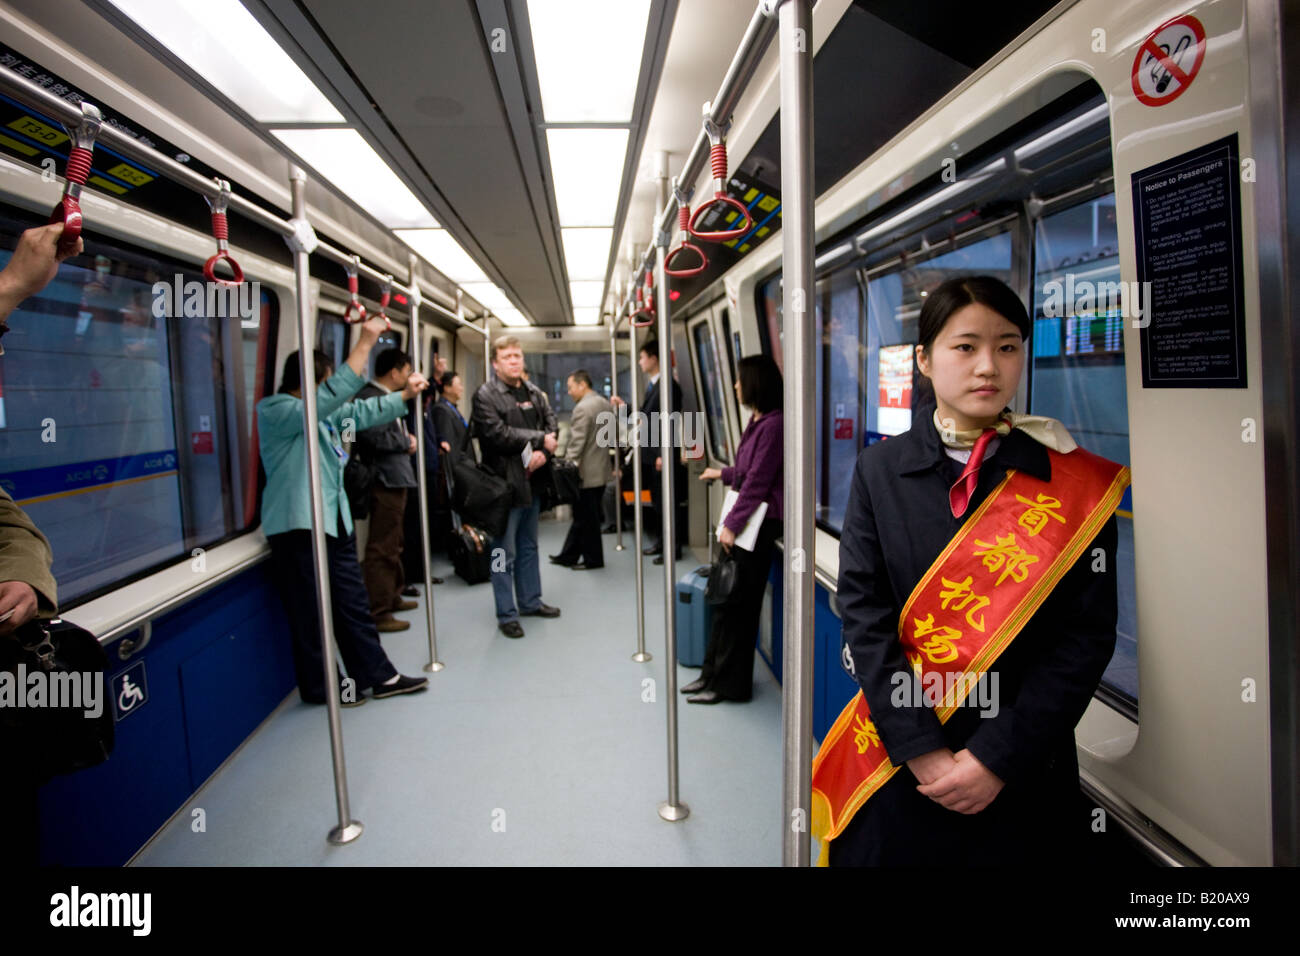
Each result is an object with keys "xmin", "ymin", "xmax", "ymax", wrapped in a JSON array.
[{"xmin": 491, "ymin": 499, "xmax": 543, "ymax": 624}]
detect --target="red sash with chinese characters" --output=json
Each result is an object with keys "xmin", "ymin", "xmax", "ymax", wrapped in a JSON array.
[{"xmin": 810, "ymin": 447, "xmax": 1130, "ymax": 860}]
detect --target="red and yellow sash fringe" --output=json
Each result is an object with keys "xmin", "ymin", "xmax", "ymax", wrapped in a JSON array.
[{"xmin": 810, "ymin": 447, "xmax": 1131, "ymax": 865}]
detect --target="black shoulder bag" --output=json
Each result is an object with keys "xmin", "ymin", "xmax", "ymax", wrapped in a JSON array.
[{"xmin": 0, "ymin": 617, "xmax": 115, "ymax": 783}]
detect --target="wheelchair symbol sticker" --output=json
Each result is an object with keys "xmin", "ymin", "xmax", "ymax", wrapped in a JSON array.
[{"xmin": 111, "ymin": 661, "xmax": 148, "ymax": 721}]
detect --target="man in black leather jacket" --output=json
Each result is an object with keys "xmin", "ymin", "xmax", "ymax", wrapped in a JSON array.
[{"xmin": 470, "ymin": 336, "xmax": 561, "ymax": 638}]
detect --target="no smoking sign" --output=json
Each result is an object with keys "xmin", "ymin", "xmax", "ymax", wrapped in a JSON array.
[{"xmin": 1132, "ymin": 14, "xmax": 1206, "ymax": 107}]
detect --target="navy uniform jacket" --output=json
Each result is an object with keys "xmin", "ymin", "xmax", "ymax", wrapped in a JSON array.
[{"xmin": 832, "ymin": 407, "xmax": 1118, "ymax": 866}]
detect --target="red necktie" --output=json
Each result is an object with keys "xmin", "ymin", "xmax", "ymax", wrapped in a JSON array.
[{"xmin": 949, "ymin": 427, "xmax": 997, "ymax": 518}]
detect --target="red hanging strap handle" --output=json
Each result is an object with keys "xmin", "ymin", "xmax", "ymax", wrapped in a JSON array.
[
  {"xmin": 371, "ymin": 274, "xmax": 393, "ymax": 330},
  {"xmin": 342, "ymin": 255, "xmax": 367, "ymax": 323},
  {"xmin": 687, "ymin": 116, "xmax": 753, "ymax": 243},
  {"xmin": 203, "ymin": 179, "xmax": 245, "ymax": 286},
  {"xmin": 630, "ymin": 272, "xmax": 656, "ymax": 328},
  {"xmin": 48, "ymin": 102, "xmax": 102, "ymax": 258},
  {"xmin": 664, "ymin": 185, "xmax": 708, "ymax": 278}
]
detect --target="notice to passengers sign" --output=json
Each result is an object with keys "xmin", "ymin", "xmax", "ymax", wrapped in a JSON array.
[{"xmin": 1131, "ymin": 15, "xmax": 1206, "ymax": 107}]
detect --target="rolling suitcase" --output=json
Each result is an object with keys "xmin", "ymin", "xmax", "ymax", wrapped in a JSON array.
[{"xmin": 675, "ymin": 566, "xmax": 713, "ymax": 668}]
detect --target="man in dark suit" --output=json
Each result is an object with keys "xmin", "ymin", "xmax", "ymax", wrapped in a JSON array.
[
  {"xmin": 637, "ymin": 339, "xmax": 687, "ymax": 564},
  {"xmin": 356, "ymin": 347, "xmax": 419, "ymax": 632}
]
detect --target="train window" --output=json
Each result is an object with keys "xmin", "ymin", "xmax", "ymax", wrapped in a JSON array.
[
  {"xmin": 0, "ymin": 216, "xmax": 276, "ymax": 606},
  {"xmin": 316, "ymin": 314, "xmax": 347, "ymax": 369},
  {"xmin": 816, "ymin": 270, "xmax": 864, "ymax": 530},
  {"xmin": 366, "ymin": 328, "xmax": 403, "ymax": 380},
  {"xmin": 719, "ymin": 306, "xmax": 742, "ymax": 419},
  {"xmin": 524, "ymin": 351, "xmax": 627, "ymax": 417},
  {"xmin": 691, "ymin": 320, "xmax": 732, "ymax": 463},
  {"xmin": 1030, "ymin": 191, "xmax": 1138, "ymax": 707},
  {"xmin": 759, "ymin": 275, "xmax": 784, "ymax": 372}
]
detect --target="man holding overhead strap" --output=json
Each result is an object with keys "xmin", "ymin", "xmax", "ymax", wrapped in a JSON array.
[{"xmin": 471, "ymin": 336, "xmax": 561, "ymax": 639}]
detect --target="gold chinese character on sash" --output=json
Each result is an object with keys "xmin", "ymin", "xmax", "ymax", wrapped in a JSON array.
[
  {"xmin": 852, "ymin": 714, "xmax": 880, "ymax": 754},
  {"xmin": 938, "ymin": 576, "xmax": 991, "ymax": 632},
  {"xmin": 1014, "ymin": 493, "xmax": 1066, "ymax": 536},
  {"xmin": 911, "ymin": 613, "xmax": 962, "ymax": 664},
  {"xmin": 972, "ymin": 533, "xmax": 1040, "ymax": 586}
]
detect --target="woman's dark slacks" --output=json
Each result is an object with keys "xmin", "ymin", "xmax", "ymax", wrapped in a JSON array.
[
  {"xmin": 268, "ymin": 527, "xmax": 398, "ymax": 701},
  {"xmin": 700, "ymin": 518, "xmax": 780, "ymax": 700}
]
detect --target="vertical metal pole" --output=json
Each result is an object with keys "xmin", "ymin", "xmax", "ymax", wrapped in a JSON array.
[
  {"xmin": 655, "ymin": 165, "xmax": 688, "ymax": 820},
  {"xmin": 287, "ymin": 164, "xmax": 361, "ymax": 845},
  {"xmin": 630, "ymin": 306, "xmax": 650, "ymax": 664},
  {"xmin": 483, "ymin": 315, "xmax": 492, "ymax": 387},
  {"xmin": 610, "ymin": 316, "xmax": 624, "ymax": 552},
  {"xmin": 777, "ymin": 0, "xmax": 815, "ymax": 867},
  {"xmin": 414, "ymin": 255, "xmax": 444, "ymax": 672}
]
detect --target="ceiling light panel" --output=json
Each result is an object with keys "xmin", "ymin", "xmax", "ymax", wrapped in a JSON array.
[
  {"xmin": 546, "ymin": 128, "xmax": 628, "ymax": 227},
  {"xmin": 459, "ymin": 282, "xmax": 514, "ymax": 313},
  {"xmin": 394, "ymin": 230, "xmax": 488, "ymax": 284},
  {"xmin": 569, "ymin": 281, "xmax": 604, "ymax": 308},
  {"xmin": 496, "ymin": 308, "xmax": 531, "ymax": 327},
  {"xmin": 561, "ymin": 228, "xmax": 612, "ymax": 281},
  {"xmin": 526, "ymin": 0, "xmax": 651, "ymax": 122},
  {"xmin": 107, "ymin": 0, "xmax": 344, "ymax": 123},
  {"xmin": 573, "ymin": 308, "xmax": 601, "ymax": 325},
  {"xmin": 270, "ymin": 129, "xmax": 439, "ymax": 229}
]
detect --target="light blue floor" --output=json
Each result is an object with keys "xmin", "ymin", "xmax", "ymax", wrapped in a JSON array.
[{"xmin": 132, "ymin": 519, "xmax": 783, "ymax": 866}]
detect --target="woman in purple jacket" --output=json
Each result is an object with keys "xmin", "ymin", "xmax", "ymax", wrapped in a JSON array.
[{"xmin": 685, "ymin": 355, "xmax": 784, "ymax": 704}]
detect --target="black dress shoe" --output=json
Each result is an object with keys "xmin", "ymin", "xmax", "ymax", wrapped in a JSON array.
[
  {"xmin": 549, "ymin": 555, "xmax": 577, "ymax": 566},
  {"xmin": 681, "ymin": 678, "xmax": 708, "ymax": 694},
  {"xmin": 430, "ymin": 576, "xmax": 444, "ymax": 585},
  {"xmin": 601, "ymin": 525, "xmax": 617, "ymax": 534},
  {"xmin": 402, "ymin": 585, "xmax": 419, "ymax": 597},
  {"xmin": 499, "ymin": 621, "xmax": 525, "ymax": 638},
  {"xmin": 570, "ymin": 563, "xmax": 602, "ymax": 571},
  {"xmin": 521, "ymin": 603, "xmax": 561, "ymax": 618},
  {"xmin": 652, "ymin": 551, "xmax": 682, "ymax": 566},
  {"xmin": 642, "ymin": 543, "xmax": 662, "ymax": 556},
  {"xmin": 687, "ymin": 690, "xmax": 724, "ymax": 704}
]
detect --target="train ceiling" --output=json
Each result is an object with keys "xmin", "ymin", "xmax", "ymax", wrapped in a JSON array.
[{"xmin": 8, "ymin": 0, "xmax": 1061, "ymax": 326}]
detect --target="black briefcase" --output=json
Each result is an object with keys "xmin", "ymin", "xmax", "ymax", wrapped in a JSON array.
[{"xmin": 449, "ymin": 523, "xmax": 494, "ymax": 585}]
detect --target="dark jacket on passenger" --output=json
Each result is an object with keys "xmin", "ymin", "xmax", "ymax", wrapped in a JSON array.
[
  {"xmin": 719, "ymin": 410, "xmax": 783, "ymax": 534},
  {"xmin": 641, "ymin": 374, "xmax": 687, "ymax": 504},
  {"xmin": 832, "ymin": 407, "xmax": 1118, "ymax": 866},
  {"xmin": 355, "ymin": 382, "xmax": 416, "ymax": 489},
  {"xmin": 432, "ymin": 395, "xmax": 471, "ymax": 463},
  {"xmin": 471, "ymin": 377, "xmax": 558, "ymax": 508}
]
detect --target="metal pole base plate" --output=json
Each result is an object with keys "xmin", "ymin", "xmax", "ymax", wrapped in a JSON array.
[
  {"xmin": 615, "ymin": 545, "xmax": 625, "ymax": 551},
  {"xmin": 631, "ymin": 651, "xmax": 653, "ymax": 662},
  {"xmin": 658, "ymin": 801, "xmax": 690, "ymax": 822},
  {"xmin": 423, "ymin": 661, "xmax": 445, "ymax": 673},
  {"xmin": 328, "ymin": 820, "xmax": 364, "ymax": 845}
]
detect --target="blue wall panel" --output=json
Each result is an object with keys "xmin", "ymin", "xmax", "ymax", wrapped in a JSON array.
[{"xmin": 37, "ymin": 564, "xmax": 292, "ymax": 865}]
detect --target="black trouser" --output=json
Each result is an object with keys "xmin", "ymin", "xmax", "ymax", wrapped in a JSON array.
[
  {"xmin": 700, "ymin": 518, "xmax": 780, "ymax": 700},
  {"xmin": 555, "ymin": 486, "xmax": 605, "ymax": 567},
  {"xmin": 268, "ymin": 528, "xmax": 399, "ymax": 701},
  {"xmin": 646, "ymin": 463, "xmax": 687, "ymax": 554}
]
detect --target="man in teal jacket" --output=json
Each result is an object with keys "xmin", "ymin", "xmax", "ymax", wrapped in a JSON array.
[{"xmin": 257, "ymin": 316, "xmax": 429, "ymax": 704}]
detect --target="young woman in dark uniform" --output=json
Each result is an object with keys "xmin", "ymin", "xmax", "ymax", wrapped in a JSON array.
[{"xmin": 811, "ymin": 275, "xmax": 1129, "ymax": 866}]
